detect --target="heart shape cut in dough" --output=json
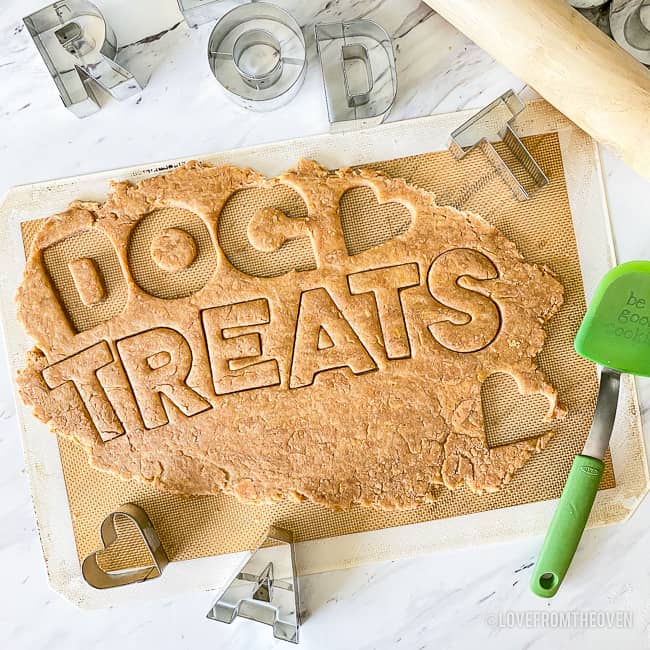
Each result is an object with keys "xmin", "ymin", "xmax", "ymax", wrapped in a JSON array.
[
  {"xmin": 339, "ymin": 185, "xmax": 412, "ymax": 256},
  {"xmin": 81, "ymin": 503, "xmax": 168, "ymax": 590}
]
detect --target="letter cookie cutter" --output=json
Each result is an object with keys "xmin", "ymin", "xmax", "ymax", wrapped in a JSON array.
[
  {"xmin": 567, "ymin": 1, "xmax": 609, "ymax": 7},
  {"xmin": 315, "ymin": 20, "xmax": 397, "ymax": 132},
  {"xmin": 610, "ymin": 0, "xmax": 650, "ymax": 65},
  {"xmin": 177, "ymin": 0, "xmax": 247, "ymax": 28},
  {"xmin": 207, "ymin": 2, "xmax": 306, "ymax": 112},
  {"xmin": 574, "ymin": 4, "xmax": 612, "ymax": 38},
  {"xmin": 23, "ymin": 0, "xmax": 143, "ymax": 118},
  {"xmin": 82, "ymin": 503, "xmax": 169, "ymax": 589},
  {"xmin": 449, "ymin": 89, "xmax": 549, "ymax": 201},
  {"xmin": 207, "ymin": 526, "xmax": 300, "ymax": 644}
]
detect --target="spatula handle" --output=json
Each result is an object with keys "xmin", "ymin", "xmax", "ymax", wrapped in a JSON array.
[{"xmin": 530, "ymin": 454, "xmax": 604, "ymax": 598}]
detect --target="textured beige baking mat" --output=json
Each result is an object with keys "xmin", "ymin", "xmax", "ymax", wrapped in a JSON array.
[{"xmin": 1, "ymin": 100, "xmax": 647, "ymax": 607}]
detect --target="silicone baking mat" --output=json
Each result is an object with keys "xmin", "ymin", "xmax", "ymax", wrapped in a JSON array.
[
  {"xmin": 16, "ymin": 131, "xmax": 612, "ymax": 563},
  {"xmin": 1, "ymin": 101, "xmax": 646, "ymax": 607}
]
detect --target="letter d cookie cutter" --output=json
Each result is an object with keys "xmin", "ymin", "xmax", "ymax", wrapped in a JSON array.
[
  {"xmin": 315, "ymin": 20, "xmax": 397, "ymax": 132},
  {"xmin": 23, "ymin": 0, "xmax": 142, "ymax": 118}
]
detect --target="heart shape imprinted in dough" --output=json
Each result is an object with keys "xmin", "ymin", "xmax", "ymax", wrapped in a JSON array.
[
  {"xmin": 339, "ymin": 185, "xmax": 412, "ymax": 256},
  {"xmin": 81, "ymin": 503, "xmax": 168, "ymax": 590}
]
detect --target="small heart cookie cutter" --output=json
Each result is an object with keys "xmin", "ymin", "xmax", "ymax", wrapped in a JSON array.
[{"xmin": 82, "ymin": 503, "xmax": 169, "ymax": 589}]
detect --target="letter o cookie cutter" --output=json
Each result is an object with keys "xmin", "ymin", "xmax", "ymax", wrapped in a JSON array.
[
  {"xmin": 207, "ymin": 2, "xmax": 306, "ymax": 111},
  {"xmin": 610, "ymin": 0, "xmax": 650, "ymax": 65}
]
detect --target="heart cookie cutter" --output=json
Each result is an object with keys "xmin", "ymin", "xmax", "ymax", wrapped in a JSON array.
[
  {"xmin": 81, "ymin": 503, "xmax": 169, "ymax": 589},
  {"xmin": 207, "ymin": 525, "xmax": 300, "ymax": 644},
  {"xmin": 449, "ymin": 89, "xmax": 549, "ymax": 201}
]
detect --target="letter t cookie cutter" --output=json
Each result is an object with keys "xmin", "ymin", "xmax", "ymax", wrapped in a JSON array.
[
  {"xmin": 449, "ymin": 90, "xmax": 549, "ymax": 201},
  {"xmin": 207, "ymin": 526, "xmax": 300, "ymax": 644},
  {"xmin": 23, "ymin": 0, "xmax": 142, "ymax": 118}
]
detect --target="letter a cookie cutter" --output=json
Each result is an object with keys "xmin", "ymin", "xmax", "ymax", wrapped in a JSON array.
[
  {"xmin": 449, "ymin": 89, "xmax": 549, "ymax": 201},
  {"xmin": 315, "ymin": 20, "xmax": 397, "ymax": 132},
  {"xmin": 82, "ymin": 503, "xmax": 169, "ymax": 589},
  {"xmin": 207, "ymin": 526, "xmax": 300, "ymax": 644},
  {"xmin": 23, "ymin": 0, "xmax": 143, "ymax": 118}
]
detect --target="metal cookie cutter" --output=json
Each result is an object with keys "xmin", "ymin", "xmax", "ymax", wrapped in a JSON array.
[
  {"xmin": 315, "ymin": 20, "xmax": 397, "ymax": 132},
  {"xmin": 178, "ymin": 0, "xmax": 248, "ymax": 28},
  {"xmin": 82, "ymin": 503, "xmax": 168, "ymax": 589},
  {"xmin": 207, "ymin": 2, "xmax": 306, "ymax": 111},
  {"xmin": 449, "ymin": 90, "xmax": 549, "ymax": 201},
  {"xmin": 610, "ymin": 0, "xmax": 650, "ymax": 65},
  {"xmin": 567, "ymin": 1, "xmax": 609, "ymax": 7},
  {"xmin": 207, "ymin": 526, "xmax": 300, "ymax": 644},
  {"xmin": 574, "ymin": 4, "xmax": 612, "ymax": 38},
  {"xmin": 23, "ymin": 0, "xmax": 142, "ymax": 118}
]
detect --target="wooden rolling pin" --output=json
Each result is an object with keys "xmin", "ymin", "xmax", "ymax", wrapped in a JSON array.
[{"xmin": 424, "ymin": 0, "xmax": 650, "ymax": 181}]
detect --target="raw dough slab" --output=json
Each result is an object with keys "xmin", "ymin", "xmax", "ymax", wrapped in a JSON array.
[{"xmin": 16, "ymin": 159, "xmax": 565, "ymax": 510}]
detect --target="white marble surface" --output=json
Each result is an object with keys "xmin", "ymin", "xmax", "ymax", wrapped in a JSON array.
[{"xmin": 1, "ymin": 0, "xmax": 649, "ymax": 648}]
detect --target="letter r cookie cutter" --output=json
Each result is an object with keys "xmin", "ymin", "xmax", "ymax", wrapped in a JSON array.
[
  {"xmin": 23, "ymin": 0, "xmax": 142, "ymax": 118},
  {"xmin": 449, "ymin": 89, "xmax": 549, "ymax": 201}
]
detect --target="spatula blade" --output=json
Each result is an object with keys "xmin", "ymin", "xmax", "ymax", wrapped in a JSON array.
[{"xmin": 575, "ymin": 261, "xmax": 650, "ymax": 377}]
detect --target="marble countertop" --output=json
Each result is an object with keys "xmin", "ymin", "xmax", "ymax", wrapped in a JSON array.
[{"xmin": 1, "ymin": 0, "xmax": 649, "ymax": 648}]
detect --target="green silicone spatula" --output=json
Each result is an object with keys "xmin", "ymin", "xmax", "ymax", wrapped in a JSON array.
[{"xmin": 530, "ymin": 260, "xmax": 650, "ymax": 598}]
